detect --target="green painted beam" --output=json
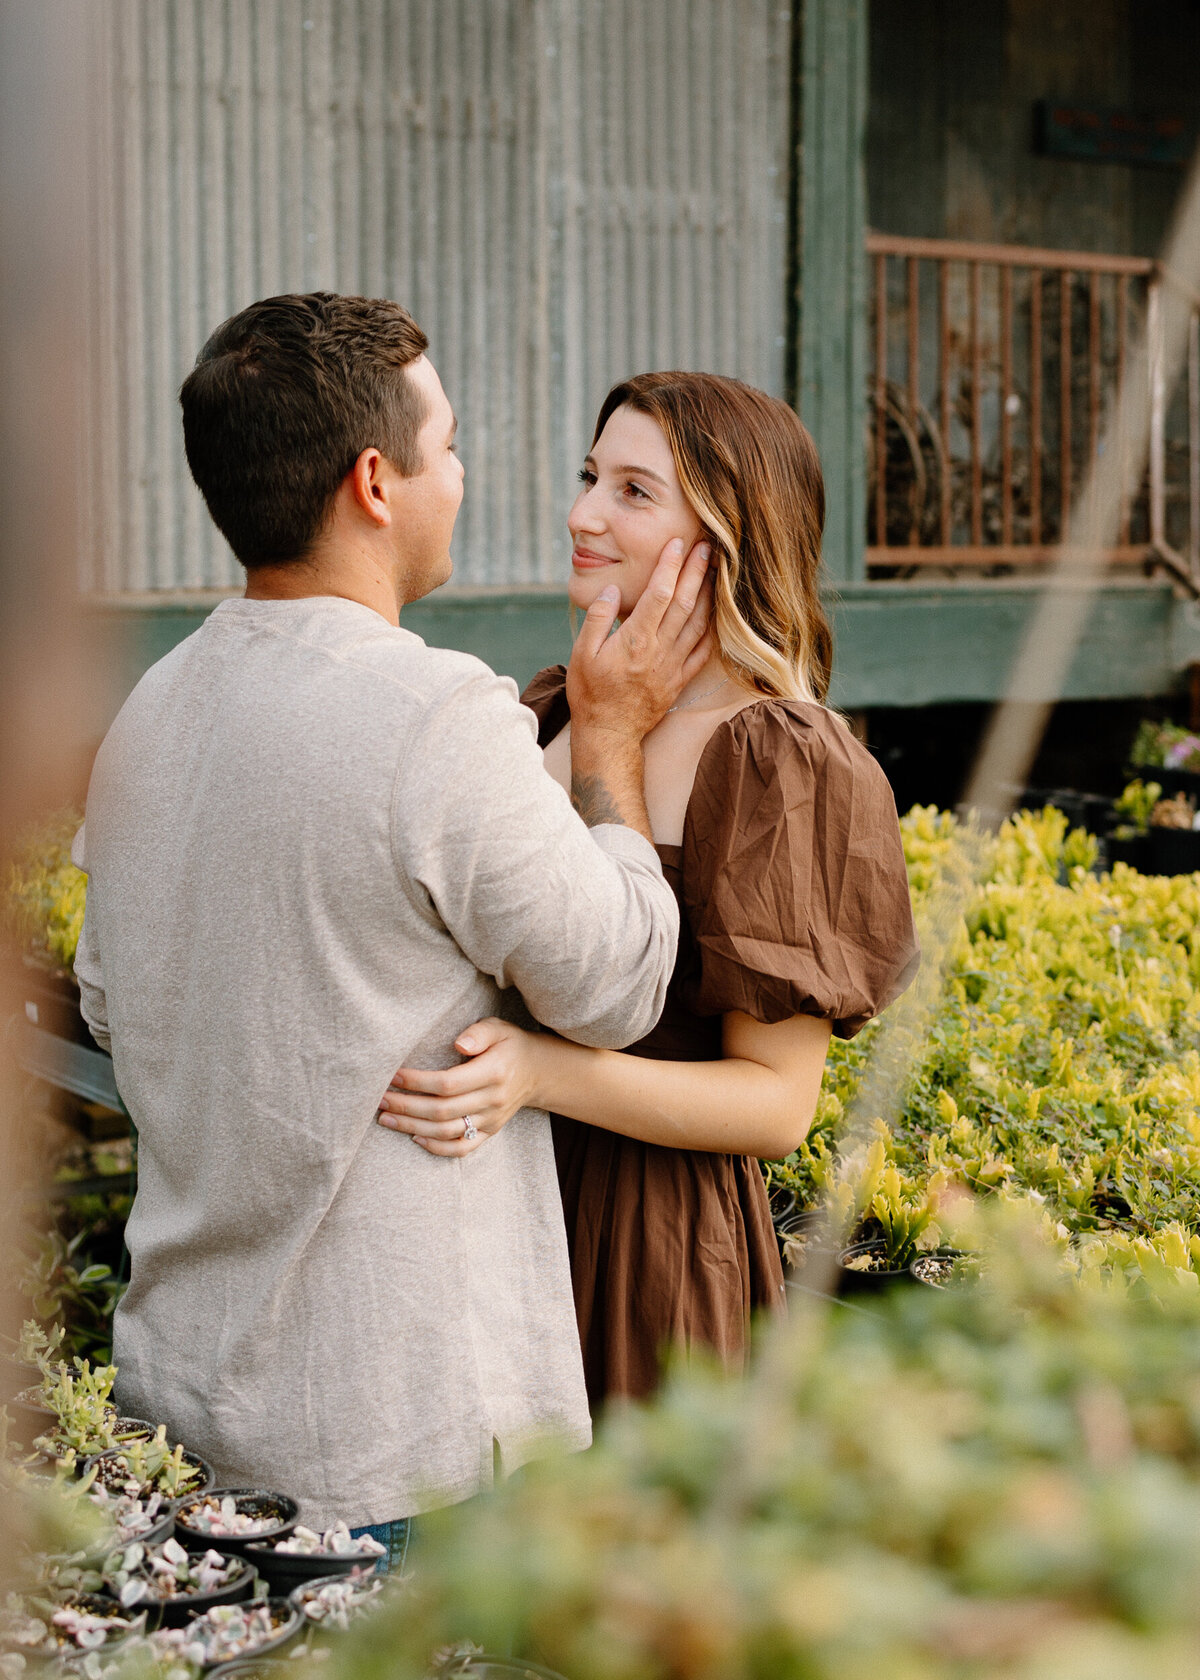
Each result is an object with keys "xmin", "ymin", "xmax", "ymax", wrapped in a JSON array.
[
  {"xmin": 81, "ymin": 580, "xmax": 1199, "ymax": 736},
  {"xmin": 792, "ymin": 0, "xmax": 869, "ymax": 584}
]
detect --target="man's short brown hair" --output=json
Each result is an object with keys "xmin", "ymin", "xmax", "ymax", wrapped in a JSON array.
[{"xmin": 180, "ymin": 293, "xmax": 429, "ymax": 567}]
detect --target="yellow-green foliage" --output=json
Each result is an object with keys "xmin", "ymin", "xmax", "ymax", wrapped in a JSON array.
[
  {"xmin": 5, "ymin": 809, "xmax": 86, "ymax": 970},
  {"xmin": 774, "ymin": 804, "xmax": 1200, "ymax": 1299}
]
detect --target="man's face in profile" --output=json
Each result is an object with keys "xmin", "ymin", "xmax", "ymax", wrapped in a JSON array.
[{"xmin": 393, "ymin": 355, "xmax": 464, "ymax": 602}]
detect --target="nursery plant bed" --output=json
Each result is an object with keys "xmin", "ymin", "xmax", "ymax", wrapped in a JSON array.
[
  {"xmin": 836, "ymin": 1239, "xmax": 916, "ymax": 1295},
  {"xmin": 174, "ymin": 1490, "xmax": 299, "ymax": 1556}
]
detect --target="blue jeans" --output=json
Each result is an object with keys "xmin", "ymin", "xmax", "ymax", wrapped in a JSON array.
[{"xmin": 349, "ymin": 1517, "xmax": 412, "ymax": 1575}]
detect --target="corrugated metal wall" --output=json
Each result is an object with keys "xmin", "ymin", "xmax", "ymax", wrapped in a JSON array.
[{"xmin": 83, "ymin": 0, "xmax": 793, "ymax": 594}]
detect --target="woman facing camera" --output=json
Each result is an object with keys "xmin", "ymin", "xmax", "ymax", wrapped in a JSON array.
[{"xmin": 380, "ymin": 372, "xmax": 919, "ymax": 1404}]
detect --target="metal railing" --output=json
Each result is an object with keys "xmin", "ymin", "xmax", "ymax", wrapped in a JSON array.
[{"xmin": 866, "ymin": 231, "xmax": 1200, "ymax": 589}]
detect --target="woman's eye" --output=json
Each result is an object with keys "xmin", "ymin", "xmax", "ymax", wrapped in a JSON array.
[
  {"xmin": 623, "ymin": 481, "xmax": 650, "ymax": 501},
  {"xmin": 576, "ymin": 468, "xmax": 597, "ymax": 486}
]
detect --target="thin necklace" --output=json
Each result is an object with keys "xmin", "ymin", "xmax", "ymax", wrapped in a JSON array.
[{"xmin": 667, "ymin": 675, "xmax": 731, "ymax": 714}]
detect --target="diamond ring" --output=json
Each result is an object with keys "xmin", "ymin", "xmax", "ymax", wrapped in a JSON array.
[{"xmin": 461, "ymin": 1116, "xmax": 478, "ymax": 1141}]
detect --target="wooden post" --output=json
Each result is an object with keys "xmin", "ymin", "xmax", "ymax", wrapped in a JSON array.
[{"xmin": 790, "ymin": 0, "xmax": 869, "ymax": 583}]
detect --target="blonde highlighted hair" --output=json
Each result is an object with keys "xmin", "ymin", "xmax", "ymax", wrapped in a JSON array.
[{"xmin": 593, "ymin": 371, "xmax": 832, "ymax": 703}]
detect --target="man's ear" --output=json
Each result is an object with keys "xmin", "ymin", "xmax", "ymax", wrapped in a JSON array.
[{"xmin": 348, "ymin": 448, "xmax": 392, "ymax": 528}]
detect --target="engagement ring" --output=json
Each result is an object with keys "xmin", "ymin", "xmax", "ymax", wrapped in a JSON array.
[{"xmin": 461, "ymin": 1116, "xmax": 478, "ymax": 1141}]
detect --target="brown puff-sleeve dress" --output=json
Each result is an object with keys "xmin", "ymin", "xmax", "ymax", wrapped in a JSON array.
[{"xmin": 521, "ymin": 666, "xmax": 920, "ymax": 1405}]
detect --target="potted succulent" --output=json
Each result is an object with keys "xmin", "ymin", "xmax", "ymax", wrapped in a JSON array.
[
  {"xmin": 1130, "ymin": 717, "xmax": 1200, "ymax": 799},
  {"xmin": 148, "ymin": 1598, "xmax": 301, "ymax": 1669},
  {"xmin": 1104, "ymin": 778, "xmax": 1159, "ymax": 871},
  {"xmin": 428, "ymin": 1644, "xmax": 570, "ymax": 1680},
  {"xmin": 173, "ymin": 1491, "xmax": 299, "ymax": 1557},
  {"xmin": 84, "ymin": 1488, "xmax": 175, "ymax": 1556},
  {"xmin": 836, "ymin": 1167, "xmax": 943, "ymax": 1296},
  {"xmin": 246, "ymin": 1521, "xmax": 385, "ymax": 1593},
  {"xmin": 102, "ymin": 1538, "xmax": 256, "ymax": 1627},
  {"xmin": 289, "ymin": 1571, "xmax": 385, "ymax": 1635},
  {"xmin": 1148, "ymin": 790, "xmax": 1200, "ymax": 875},
  {"xmin": 0, "ymin": 1593, "xmax": 147, "ymax": 1665},
  {"xmin": 87, "ymin": 1426, "xmax": 213, "ymax": 1502}
]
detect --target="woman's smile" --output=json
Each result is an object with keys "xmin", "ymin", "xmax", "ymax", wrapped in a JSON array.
[{"xmin": 571, "ymin": 544, "xmax": 622, "ymax": 570}]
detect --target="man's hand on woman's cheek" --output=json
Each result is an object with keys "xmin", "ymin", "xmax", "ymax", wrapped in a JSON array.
[{"xmin": 376, "ymin": 1017, "xmax": 544, "ymax": 1156}]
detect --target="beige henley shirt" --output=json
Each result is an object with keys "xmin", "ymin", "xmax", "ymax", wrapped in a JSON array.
[{"xmin": 74, "ymin": 596, "xmax": 678, "ymax": 1527}]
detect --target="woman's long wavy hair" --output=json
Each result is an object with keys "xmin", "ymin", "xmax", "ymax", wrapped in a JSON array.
[{"xmin": 593, "ymin": 371, "xmax": 832, "ymax": 703}]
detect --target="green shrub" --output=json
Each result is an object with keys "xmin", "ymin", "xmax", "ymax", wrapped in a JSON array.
[
  {"xmin": 4, "ymin": 809, "xmax": 86, "ymax": 970},
  {"xmin": 770, "ymin": 805, "xmax": 1200, "ymax": 1298}
]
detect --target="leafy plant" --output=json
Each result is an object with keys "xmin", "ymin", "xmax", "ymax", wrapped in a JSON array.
[
  {"xmin": 868, "ymin": 1163, "xmax": 945, "ymax": 1268},
  {"xmin": 92, "ymin": 1428, "xmax": 204, "ymax": 1502},
  {"xmin": 4, "ymin": 808, "xmax": 86, "ymax": 970},
  {"xmin": 20, "ymin": 1230, "xmax": 122, "ymax": 1367},
  {"xmin": 1113, "ymin": 776, "xmax": 1162, "ymax": 836},
  {"xmin": 29, "ymin": 1357, "xmax": 119, "ymax": 1459}
]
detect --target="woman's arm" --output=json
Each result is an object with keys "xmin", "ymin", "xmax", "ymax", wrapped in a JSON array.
[{"xmin": 376, "ymin": 1010, "xmax": 831, "ymax": 1159}]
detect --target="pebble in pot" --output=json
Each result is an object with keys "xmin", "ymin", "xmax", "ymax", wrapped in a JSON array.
[{"xmin": 289, "ymin": 1571, "xmax": 386, "ymax": 1634}]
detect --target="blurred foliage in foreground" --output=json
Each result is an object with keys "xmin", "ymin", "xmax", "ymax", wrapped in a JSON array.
[
  {"xmin": 315, "ymin": 1205, "xmax": 1200, "ymax": 1680},
  {"xmin": 771, "ymin": 806, "xmax": 1200, "ymax": 1294}
]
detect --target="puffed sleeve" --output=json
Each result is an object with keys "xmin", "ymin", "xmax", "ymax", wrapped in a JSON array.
[
  {"xmin": 520, "ymin": 665, "xmax": 570, "ymax": 747},
  {"xmin": 680, "ymin": 701, "xmax": 919, "ymax": 1039}
]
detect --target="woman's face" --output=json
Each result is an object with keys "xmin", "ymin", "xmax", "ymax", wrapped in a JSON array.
[{"xmin": 567, "ymin": 405, "xmax": 704, "ymax": 619}]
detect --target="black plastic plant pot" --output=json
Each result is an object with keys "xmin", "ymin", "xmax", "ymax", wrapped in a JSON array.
[
  {"xmin": 201, "ymin": 1600, "xmax": 303, "ymax": 1670},
  {"xmin": 1103, "ymin": 833, "xmax": 1149, "ymax": 872},
  {"xmin": 111, "ymin": 1417, "xmax": 158, "ymax": 1445},
  {"xmin": 85, "ymin": 1446, "xmax": 215, "ymax": 1501},
  {"xmin": 7, "ymin": 1386, "xmax": 56, "ymax": 1447},
  {"xmin": 174, "ymin": 1490, "xmax": 300, "ymax": 1556},
  {"xmin": 206, "ymin": 1662, "xmax": 291, "ymax": 1680},
  {"xmin": 245, "ymin": 1542, "xmax": 380, "ymax": 1595},
  {"xmin": 136, "ymin": 1557, "xmax": 258, "ymax": 1628},
  {"xmin": 439, "ymin": 1661, "xmax": 572, "ymax": 1680},
  {"xmin": 1149, "ymin": 766, "xmax": 1200, "ymax": 801},
  {"xmin": 908, "ymin": 1249, "xmax": 969, "ymax": 1289},
  {"xmin": 836, "ymin": 1239, "xmax": 914, "ymax": 1295},
  {"xmin": 1148, "ymin": 826, "xmax": 1200, "ymax": 877},
  {"xmin": 42, "ymin": 1591, "xmax": 151, "ymax": 1655}
]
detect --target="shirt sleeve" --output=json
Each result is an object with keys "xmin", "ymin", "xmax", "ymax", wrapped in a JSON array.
[
  {"xmin": 681, "ymin": 702, "xmax": 920, "ymax": 1040},
  {"xmin": 71, "ymin": 823, "xmax": 112, "ymax": 1054},
  {"xmin": 391, "ymin": 664, "xmax": 680, "ymax": 1050}
]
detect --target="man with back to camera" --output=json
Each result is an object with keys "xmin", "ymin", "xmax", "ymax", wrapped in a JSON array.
[{"xmin": 73, "ymin": 293, "xmax": 712, "ymax": 1562}]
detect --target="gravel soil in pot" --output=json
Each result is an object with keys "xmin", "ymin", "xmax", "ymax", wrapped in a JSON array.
[
  {"xmin": 246, "ymin": 1521, "xmax": 385, "ymax": 1593},
  {"xmin": 148, "ymin": 1598, "xmax": 301, "ymax": 1670},
  {"xmin": 102, "ymin": 1538, "xmax": 256, "ymax": 1627},
  {"xmin": 909, "ymin": 1249, "xmax": 974, "ymax": 1289},
  {"xmin": 173, "ymin": 1491, "xmax": 300, "ymax": 1556}
]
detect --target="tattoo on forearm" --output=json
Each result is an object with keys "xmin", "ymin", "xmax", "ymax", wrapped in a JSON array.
[{"xmin": 571, "ymin": 771, "xmax": 626, "ymax": 829}]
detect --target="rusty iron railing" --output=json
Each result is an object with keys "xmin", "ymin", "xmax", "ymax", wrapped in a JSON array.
[{"xmin": 866, "ymin": 231, "xmax": 1200, "ymax": 590}]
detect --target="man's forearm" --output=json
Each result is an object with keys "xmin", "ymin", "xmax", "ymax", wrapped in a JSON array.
[{"xmin": 569, "ymin": 725, "xmax": 653, "ymax": 843}]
